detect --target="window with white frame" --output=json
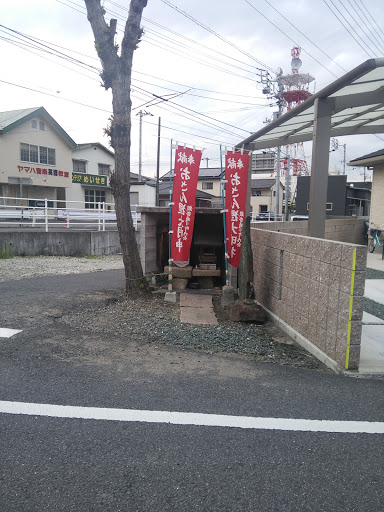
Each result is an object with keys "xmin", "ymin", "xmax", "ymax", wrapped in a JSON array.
[
  {"xmin": 98, "ymin": 163, "xmax": 110, "ymax": 176},
  {"xmin": 252, "ymin": 190, "xmax": 261, "ymax": 196},
  {"xmin": 20, "ymin": 143, "xmax": 56, "ymax": 165},
  {"xmin": 202, "ymin": 181, "xmax": 213, "ymax": 190},
  {"xmin": 85, "ymin": 189, "xmax": 106, "ymax": 209},
  {"xmin": 73, "ymin": 160, "xmax": 87, "ymax": 173}
]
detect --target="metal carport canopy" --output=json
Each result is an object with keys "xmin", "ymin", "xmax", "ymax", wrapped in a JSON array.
[{"xmin": 236, "ymin": 58, "xmax": 384, "ymax": 238}]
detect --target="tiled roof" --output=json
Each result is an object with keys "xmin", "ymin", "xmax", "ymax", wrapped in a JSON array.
[{"xmin": 251, "ymin": 178, "xmax": 276, "ymax": 189}]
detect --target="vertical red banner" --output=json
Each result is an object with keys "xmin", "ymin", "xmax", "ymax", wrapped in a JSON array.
[
  {"xmin": 225, "ymin": 150, "xmax": 250, "ymax": 268},
  {"xmin": 171, "ymin": 146, "xmax": 202, "ymax": 266}
]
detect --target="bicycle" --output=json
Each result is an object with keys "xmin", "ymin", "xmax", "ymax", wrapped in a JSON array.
[{"xmin": 368, "ymin": 224, "xmax": 384, "ymax": 253}]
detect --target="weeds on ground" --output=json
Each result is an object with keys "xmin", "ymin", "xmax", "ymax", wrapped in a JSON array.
[{"xmin": 0, "ymin": 247, "xmax": 13, "ymax": 259}]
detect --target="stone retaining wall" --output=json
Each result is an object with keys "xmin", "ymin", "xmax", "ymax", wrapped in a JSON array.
[{"xmin": 251, "ymin": 228, "xmax": 367, "ymax": 371}]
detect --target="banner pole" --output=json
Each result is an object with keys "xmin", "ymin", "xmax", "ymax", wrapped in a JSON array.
[
  {"xmin": 220, "ymin": 145, "xmax": 229, "ymax": 287},
  {"xmin": 168, "ymin": 139, "xmax": 174, "ymax": 292}
]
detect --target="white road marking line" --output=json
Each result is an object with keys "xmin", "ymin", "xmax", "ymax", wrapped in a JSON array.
[
  {"xmin": 0, "ymin": 328, "xmax": 22, "ymax": 338},
  {"xmin": 0, "ymin": 401, "xmax": 383, "ymax": 434}
]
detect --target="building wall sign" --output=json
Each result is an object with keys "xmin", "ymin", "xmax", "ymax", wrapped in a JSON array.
[
  {"xmin": 17, "ymin": 165, "xmax": 69, "ymax": 179},
  {"xmin": 72, "ymin": 173, "xmax": 107, "ymax": 186}
]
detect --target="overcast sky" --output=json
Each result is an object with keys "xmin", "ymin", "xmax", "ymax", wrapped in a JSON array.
[{"xmin": 1, "ymin": 0, "xmax": 383, "ymax": 180}]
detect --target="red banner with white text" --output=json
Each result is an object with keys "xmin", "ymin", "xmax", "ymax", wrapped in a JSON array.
[
  {"xmin": 171, "ymin": 146, "xmax": 202, "ymax": 266},
  {"xmin": 225, "ymin": 150, "xmax": 250, "ymax": 268}
]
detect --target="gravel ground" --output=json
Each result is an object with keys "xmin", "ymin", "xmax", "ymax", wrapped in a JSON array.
[
  {"xmin": 366, "ymin": 267, "xmax": 384, "ymax": 280},
  {"xmin": 60, "ymin": 291, "xmax": 324, "ymax": 370},
  {"xmin": 0, "ymin": 254, "xmax": 124, "ymax": 282},
  {"xmin": 364, "ymin": 297, "xmax": 384, "ymax": 321},
  {"xmin": 0, "ymin": 255, "xmax": 326, "ymax": 370}
]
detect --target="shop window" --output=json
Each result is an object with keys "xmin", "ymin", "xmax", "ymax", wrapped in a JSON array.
[{"xmin": 85, "ymin": 189, "xmax": 106, "ymax": 209}]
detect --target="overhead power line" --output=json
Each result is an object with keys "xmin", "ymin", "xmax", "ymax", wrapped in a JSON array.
[
  {"xmin": 341, "ymin": 0, "xmax": 384, "ymax": 54},
  {"xmin": 322, "ymin": 0, "xmax": 377, "ymax": 58},
  {"xmin": 0, "ymin": 79, "xmax": 112, "ymax": 113},
  {"xmin": 357, "ymin": 0, "xmax": 384, "ymax": 43},
  {"xmin": 107, "ymin": 0, "xmax": 262, "ymax": 72},
  {"xmin": 261, "ymin": 0, "xmax": 347, "ymax": 73},
  {"xmin": 58, "ymin": 0, "xmax": 261, "ymax": 83},
  {"xmin": 1, "ymin": 23, "xmax": 265, "ymax": 103},
  {"xmin": 243, "ymin": 0, "xmax": 340, "ymax": 78},
  {"xmin": 159, "ymin": 0, "xmax": 276, "ymax": 73},
  {"xmin": 0, "ymin": 23, "xmax": 265, "ymax": 139}
]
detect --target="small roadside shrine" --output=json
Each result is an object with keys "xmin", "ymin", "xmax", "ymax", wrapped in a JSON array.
[{"xmin": 138, "ymin": 144, "xmax": 251, "ymax": 292}]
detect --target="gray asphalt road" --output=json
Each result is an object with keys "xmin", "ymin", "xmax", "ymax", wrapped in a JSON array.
[{"xmin": 1, "ymin": 271, "xmax": 383, "ymax": 511}]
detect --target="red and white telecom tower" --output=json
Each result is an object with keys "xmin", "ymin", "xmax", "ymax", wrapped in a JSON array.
[{"xmin": 275, "ymin": 47, "xmax": 314, "ymax": 176}]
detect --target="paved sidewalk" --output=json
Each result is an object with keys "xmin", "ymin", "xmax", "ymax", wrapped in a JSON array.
[
  {"xmin": 179, "ymin": 293, "xmax": 218, "ymax": 325},
  {"xmin": 359, "ymin": 250, "xmax": 384, "ymax": 374}
]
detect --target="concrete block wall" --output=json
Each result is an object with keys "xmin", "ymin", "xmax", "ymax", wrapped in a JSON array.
[
  {"xmin": 139, "ymin": 213, "xmax": 158, "ymax": 274},
  {"xmin": 251, "ymin": 228, "xmax": 367, "ymax": 370},
  {"xmin": 253, "ymin": 217, "xmax": 366, "ymax": 245},
  {"xmin": 0, "ymin": 231, "xmax": 123, "ymax": 256}
]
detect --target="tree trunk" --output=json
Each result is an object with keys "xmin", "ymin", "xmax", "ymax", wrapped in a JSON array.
[
  {"xmin": 84, "ymin": 0, "xmax": 148, "ymax": 294},
  {"xmin": 110, "ymin": 75, "xmax": 144, "ymax": 293}
]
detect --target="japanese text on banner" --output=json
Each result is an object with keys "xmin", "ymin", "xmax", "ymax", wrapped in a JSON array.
[
  {"xmin": 171, "ymin": 146, "xmax": 202, "ymax": 266},
  {"xmin": 224, "ymin": 151, "xmax": 250, "ymax": 268}
]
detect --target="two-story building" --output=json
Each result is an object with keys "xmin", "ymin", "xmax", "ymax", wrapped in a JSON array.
[
  {"xmin": 250, "ymin": 178, "xmax": 284, "ymax": 215},
  {"xmin": 69, "ymin": 142, "xmax": 114, "ymax": 208},
  {"xmin": 0, "ymin": 107, "xmax": 76, "ymax": 206},
  {"xmin": 0, "ymin": 107, "xmax": 156, "ymax": 211}
]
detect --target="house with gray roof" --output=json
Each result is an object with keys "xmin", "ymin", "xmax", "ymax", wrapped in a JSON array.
[{"xmin": 0, "ymin": 107, "xmax": 76, "ymax": 206}]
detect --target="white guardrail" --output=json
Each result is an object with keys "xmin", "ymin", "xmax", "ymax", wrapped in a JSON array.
[
  {"xmin": 250, "ymin": 212, "xmax": 284, "ymax": 222},
  {"xmin": 0, "ymin": 196, "xmax": 141, "ymax": 232}
]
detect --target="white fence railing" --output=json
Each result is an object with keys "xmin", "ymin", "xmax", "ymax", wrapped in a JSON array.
[
  {"xmin": 250, "ymin": 212, "xmax": 284, "ymax": 223},
  {"xmin": 0, "ymin": 196, "xmax": 140, "ymax": 232}
]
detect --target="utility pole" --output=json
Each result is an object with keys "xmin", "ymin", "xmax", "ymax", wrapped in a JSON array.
[
  {"xmin": 341, "ymin": 143, "xmax": 346, "ymax": 175},
  {"xmin": 284, "ymin": 155, "xmax": 291, "ymax": 220},
  {"xmin": 275, "ymin": 72, "xmax": 283, "ymax": 217},
  {"xmin": 156, "ymin": 117, "xmax": 161, "ymax": 206},
  {"xmin": 136, "ymin": 110, "xmax": 153, "ymax": 182}
]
